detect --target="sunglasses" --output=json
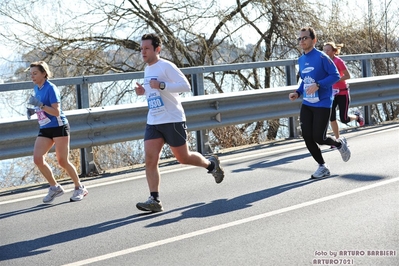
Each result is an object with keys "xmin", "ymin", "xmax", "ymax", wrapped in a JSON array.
[{"xmin": 297, "ymin": 36, "xmax": 311, "ymax": 42}]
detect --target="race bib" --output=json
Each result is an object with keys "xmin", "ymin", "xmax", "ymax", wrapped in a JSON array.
[
  {"xmin": 36, "ymin": 109, "xmax": 51, "ymax": 126},
  {"xmin": 333, "ymin": 89, "xmax": 340, "ymax": 96},
  {"xmin": 303, "ymin": 83, "xmax": 320, "ymax": 103},
  {"xmin": 147, "ymin": 91, "xmax": 166, "ymax": 116}
]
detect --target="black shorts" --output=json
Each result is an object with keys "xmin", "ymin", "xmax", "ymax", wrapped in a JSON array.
[
  {"xmin": 38, "ymin": 124, "xmax": 70, "ymax": 139},
  {"xmin": 144, "ymin": 122, "xmax": 187, "ymax": 147},
  {"xmin": 330, "ymin": 94, "xmax": 351, "ymax": 123}
]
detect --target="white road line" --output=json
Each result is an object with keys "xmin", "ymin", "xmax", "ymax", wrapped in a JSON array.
[{"xmin": 62, "ymin": 176, "xmax": 399, "ymax": 266}]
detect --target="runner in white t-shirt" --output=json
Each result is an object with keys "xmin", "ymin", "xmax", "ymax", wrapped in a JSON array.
[{"xmin": 134, "ymin": 33, "xmax": 224, "ymax": 212}]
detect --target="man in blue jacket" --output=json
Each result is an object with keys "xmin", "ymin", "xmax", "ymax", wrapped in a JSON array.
[{"xmin": 289, "ymin": 27, "xmax": 351, "ymax": 179}]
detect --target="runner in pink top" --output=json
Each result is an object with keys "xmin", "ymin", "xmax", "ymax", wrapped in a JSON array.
[{"xmin": 323, "ymin": 42, "xmax": 365, "ymax": 142}]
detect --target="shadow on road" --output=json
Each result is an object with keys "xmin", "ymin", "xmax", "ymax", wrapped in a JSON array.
[
  {"xmin": 0, "ymin": 177, "xmax": 321, "ymax": 261},
  {"xmin": 339, "ymin": 173, "xmax": 385, "ymax": 182},
  {"xmin": 0, "ymin": 202, "xmax": 69, "ymax": 220},
  {"xmin": 231, "ymin": 151, "xmax": 311, "ymax": 173},
  {"xmin": 0, "ymin": 171, "xmax": 383, "ymax": 261},
  {"xmin": 145, "ymin": 178, "xmax": 321, "ymax": 227},
  {"xmin": 0, "ymin": 202, "xmax": 202, "ymax": 261},
  {"xmin": 145, "ymin": 173, "xmax": 384, "ymax": 228}
]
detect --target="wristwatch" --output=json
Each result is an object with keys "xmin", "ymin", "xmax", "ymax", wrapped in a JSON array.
[
  {"xmin": 159, "ymin": 82, "xmax": 165, "ymax": 90},
  {"xmin": 40, "ymin": 104, "xmax": 45, "ymax": 109}
]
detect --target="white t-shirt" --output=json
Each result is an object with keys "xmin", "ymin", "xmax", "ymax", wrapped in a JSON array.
[{"xmin": 143, "ymin": 59, "xmax": 191, "ymax": 125}]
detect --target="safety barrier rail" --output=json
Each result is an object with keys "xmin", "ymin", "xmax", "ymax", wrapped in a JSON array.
[{"xmin": 1, "ymin": 74, "xmax": 398, "ymax": 161}]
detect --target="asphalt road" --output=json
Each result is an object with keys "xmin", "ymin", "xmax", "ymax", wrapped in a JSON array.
[{"xmin": 1, "ymin": 122, "xmax": 398, "ymax": 266}]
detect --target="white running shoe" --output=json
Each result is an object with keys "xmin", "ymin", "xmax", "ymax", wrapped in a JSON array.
[
  {"xmin": 43, "ymin": 185, "xmax": 65, "ymax": 203},
  {"xmin": 338, "ymin": 137, "xmax": 351, "ymax": 162},
  {"xmin": 311, "ymin": 165, "xmax": 330, "ymax": 179},
  {"xmin": 70, "ymin": 185, "xmax": 88, "ymax": 202}
]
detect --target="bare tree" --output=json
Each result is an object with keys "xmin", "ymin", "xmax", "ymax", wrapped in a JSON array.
[{"xmin": 318, "ymin": 0, "xmax": 399, "ymax": 122}]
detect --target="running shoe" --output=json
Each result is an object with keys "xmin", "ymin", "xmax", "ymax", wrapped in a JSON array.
[
  {"xmin": 70, "ymin": 185, "xmax": 88, "ymax": 202},
  {"xmin": 354, "ymin": 111, "xmax": 365, "ymax": 126},
  {"xmin": 208, "ymin": 155, "xmax": 224, "ymax": 184},
  {"xmin": 43, "ymin": 185, "xmax": 65, "ymax": 203},
  {"xmin": 311, "ymin": 164, "xmax": 330, "ymax": 179},
  {"xmin": 338, "ymin": 137, "xmax": 351, "ymax": 162},
  {"xmin": 136, "ymin": 196, "xmax": 164, "ymax": 212}
]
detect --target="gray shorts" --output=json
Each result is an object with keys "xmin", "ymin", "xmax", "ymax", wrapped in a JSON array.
[{"xmin": 144, "ymin": 122, "xmax": 187, "ymax": 147}]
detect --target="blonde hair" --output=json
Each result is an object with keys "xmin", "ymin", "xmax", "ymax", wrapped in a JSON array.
[
  {"xmin": 30, "ymin": 61, "xmax": 53, "ymax": 79},
  {"xmin": 324, "ymin": 42, "xmax": 344, "ymax": 55}
]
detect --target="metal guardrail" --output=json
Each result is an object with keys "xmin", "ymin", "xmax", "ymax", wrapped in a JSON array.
[
  {"xmin": 1, "ymin": 74, "xmax": 399, "ymax": 162},
  {"xmin": 347, "ymin": 75, "xmax": 399, "ymax": 105}
]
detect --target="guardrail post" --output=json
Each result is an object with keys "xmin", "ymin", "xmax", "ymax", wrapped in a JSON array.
[
  {"xmin": 76, "ymin": 81, "xmax": 98, "ymax": 176},
  {"xmin": 192, "ymin": 73, "xmax": 213, "ymax": 154},
  {"xmin": 286, "ymin": 65, "xmax": 300, "ymax": 138},
  {"xmin": 361, "ymin": 59, "xmax": 372, "ymax": 125}
]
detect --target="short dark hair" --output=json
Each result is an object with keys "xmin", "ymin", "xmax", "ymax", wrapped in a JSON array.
[
  {"xmin": 141, "ymin": 33, "xmax": 162, "ymax": 50},
  {"xmin": 300, "ymin": 27, "xmax": 316, "ymax": 40}
]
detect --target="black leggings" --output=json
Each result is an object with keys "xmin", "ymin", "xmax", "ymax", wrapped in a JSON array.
[
  {"xmin": 330, "ymin": 94, "xmax": 351, "ymax": 123},
  {"xmin": 300, "ymin": 104, "xmax": 341, "ymax": 165}
]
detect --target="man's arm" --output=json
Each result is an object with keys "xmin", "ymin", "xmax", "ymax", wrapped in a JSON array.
[
  {"xmin": 162, "ymin": 63, "xmax": 191, "ymax": 93},
  {"xmin": 318, "ymin": 56, "xmax": 340, "ymax": 88}
]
